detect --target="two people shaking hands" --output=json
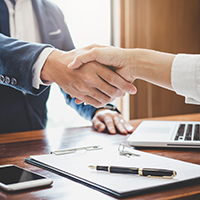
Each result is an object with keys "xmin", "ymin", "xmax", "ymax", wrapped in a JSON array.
[{"xmin": 66, "ymin": 44, "xmax": 200, "ymax": 105}]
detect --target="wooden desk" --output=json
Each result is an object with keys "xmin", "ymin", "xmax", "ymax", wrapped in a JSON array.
[{"xmin": 1, "ymin": 113, "xmax": 200, "ymax": 200}]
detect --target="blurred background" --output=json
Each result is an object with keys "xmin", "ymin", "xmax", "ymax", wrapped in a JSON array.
[
  {"xmin": 47, "ymin": 0, "xmax": 111, "ymax": 128},
  {"xmin": 47, "ymin": 0, "xmax": 200, "ymax": 128}
]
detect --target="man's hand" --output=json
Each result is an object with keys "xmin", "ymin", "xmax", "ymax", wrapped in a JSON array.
[
  {"xmin": 41, "ymin": 47, "xmax": 136, "ymax": 108},
  {"xmin": 92, "ymin": 109, "xmax": 134, "ymax": 134}
]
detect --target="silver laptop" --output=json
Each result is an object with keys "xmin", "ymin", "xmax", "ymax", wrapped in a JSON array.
[{"xmin": 127, "ymin": 121, "xmax": 200, "ymax": 148}]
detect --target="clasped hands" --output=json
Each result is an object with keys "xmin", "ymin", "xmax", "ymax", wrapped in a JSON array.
[
  {"xmin": 41, "ymin": 44, "xmax": 135, "ymax": 134},
  {"xmin": 68, "ymin": 44, "xmax": 137, "ymax": 104}
]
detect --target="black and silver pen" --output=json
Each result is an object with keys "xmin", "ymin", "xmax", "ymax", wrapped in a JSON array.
[{"xmin": 88, "ymin": 165, "xmax": 177, "ymax": 178}]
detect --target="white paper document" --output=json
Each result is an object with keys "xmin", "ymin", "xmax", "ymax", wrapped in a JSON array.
[{"xmin": 28, "ymin": 145, "xmax": 200, "ymax": 197}]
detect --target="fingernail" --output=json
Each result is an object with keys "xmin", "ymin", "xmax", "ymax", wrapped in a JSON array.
[
  {"xmin": 127, "ymin": 124, "xmax": 134, "ymax": 132},
  {"xmin": 100, "ymin": 124, "xmax": 105, "ymax": 130},
  {"xmin": 129, "ymin": 87, "xmax": 137, "ymax": 94},
  {"xmin": 68, "ymin": 62, "xmax": 73, "ymax": 68}
]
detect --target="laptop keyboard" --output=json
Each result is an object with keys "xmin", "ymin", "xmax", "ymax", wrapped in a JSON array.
[{"xmin": 174, "ymin": 124, "xmax": 200, "ymax": 141}]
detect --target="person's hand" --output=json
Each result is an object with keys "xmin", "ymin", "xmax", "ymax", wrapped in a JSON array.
[
  {"xmin": 68, "ymin": 45, "xmax": 135, "ymax": 83},
  {"xmin": 68, "ymin": 44, "xmax": 176, "ymax": 91},
  {"xmin": 41, "ymin": 46, "xmax": 136, "ymax": 108},
  {"xmin": 92, "ymin": 109, "xmax": 134, "ymax": 134}
]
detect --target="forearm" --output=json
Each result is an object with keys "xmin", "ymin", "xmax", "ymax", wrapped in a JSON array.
[
  {"xmin": 0, "ymin": 34, "xmax": 52, "ymax": 94},
  {"xmin": 128, "ymin": 49, "xmax": 176, "ymax": 90},
  {"xmin": 68, "ymin": 46, "xmax": 176, "ymax": 91}
]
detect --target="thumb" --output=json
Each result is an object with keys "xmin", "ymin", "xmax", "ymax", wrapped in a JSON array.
[{"xmin": 68, "ymin": 50, "xmax": 96, "ymax": 69}]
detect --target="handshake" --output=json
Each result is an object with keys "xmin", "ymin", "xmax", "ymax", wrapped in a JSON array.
[{"xmin": 42, "ymin": 44, "xmax": 175, "ymax": 107}]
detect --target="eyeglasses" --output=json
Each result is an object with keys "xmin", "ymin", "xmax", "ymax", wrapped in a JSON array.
[
  {"xmin": 118, "ymin": 143, "xmax": 140, "ymax": 158},
  {"xmin": 51, "ymin": 145, "xmax": 103, "ymax": 155}
]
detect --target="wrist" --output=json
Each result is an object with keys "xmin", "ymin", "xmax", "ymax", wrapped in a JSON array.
[
  {"xmin": 129, "ymin": 49, "xmax": 162, "ymax": 80},
  {"xmin": 130, "ymin": 48, "xmax": 176, "ymax": 89},
  {"xmin": 40, "ymin": 49, "xmax": 64, "ymax": 83},
  {"xmin": 92, "ymin": 103, "xmax": 120, "ymax": 119}
]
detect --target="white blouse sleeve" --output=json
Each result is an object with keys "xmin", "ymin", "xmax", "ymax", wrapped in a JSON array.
[{"xmin": 171, "ymin": 54, "xmax": 200, "ymax": 105}]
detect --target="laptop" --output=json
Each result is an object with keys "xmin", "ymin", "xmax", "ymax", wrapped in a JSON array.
[{"xmin": 127, "ymin": 120, "xmax": 200, "ymax": 148}]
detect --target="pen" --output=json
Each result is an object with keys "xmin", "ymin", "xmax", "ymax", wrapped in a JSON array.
[{"xmin": 88, "ymin": 165, "xmax": 177, "ymax": 178}]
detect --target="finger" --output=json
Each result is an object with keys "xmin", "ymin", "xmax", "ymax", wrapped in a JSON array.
[
  {"xmin": 97, "ymin": 66, "xmax": 137, "ymax": 95},
  {"xmin": 113, "ymin": 117, "xmax": 128, "ymax": 135},
  {"xmin": 92, "ymin": 118, "xmax": 106, "ymax": 132},
  {"xmin": 75, "ymin": 98, "xmax": 84, "ymax": 104},
  {"xmin": 74, "ymin": 67, "xmax": 124, "ymax": 100},
  {"xmin": 103, "ymin": 115, "xmax": 116, "ymax": 134},
  {"xmin": 70, "ymin": 67, "xmax": 119, "ymax": 106},
  {"xmin": 124, "ymin": 123, "xmax": 134, "ymax": 133},
  {"xmin": 70, "ymin": 90, "xmax": 107, "ymax": 107},
  {"xmin": 68, "ymin": 50, "xmax": 98, "ymax": 69},
  {"xmin": 78, "ymin": 95, "xmax": 107, "ymax": 108},
  {"xmin": 70, "ymin": 80, "xmax": 113, "ymax": 107}
]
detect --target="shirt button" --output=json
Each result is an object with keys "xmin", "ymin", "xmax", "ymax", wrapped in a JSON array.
[
  {"xmin": 11, "ymin": 78, "xmax": 17, "ymax": 86},
  {"xmin": 0, "ymin": 75, "xmax": 5, "ymax": 83},
  {"xmin": 5, "ymin": 76, "xmax": 10, "ymax": 84}
]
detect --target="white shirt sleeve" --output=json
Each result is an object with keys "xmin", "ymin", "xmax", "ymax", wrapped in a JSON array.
[
  {"xmin": 32, "ymin": 47, "xmax": 55, "ymax": 89},
  {"xmin": 171, "ymin": 54, "xmax": 200, "ymax": 105}
]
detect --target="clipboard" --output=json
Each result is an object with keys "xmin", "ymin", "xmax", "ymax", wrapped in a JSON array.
[{"xmin": 25, "ymin": 144, "xmax": 200, "ymax": 199}]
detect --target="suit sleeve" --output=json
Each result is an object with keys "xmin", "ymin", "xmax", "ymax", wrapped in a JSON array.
[
  {"xmin": 60, "ymin": 88, "xmax": 97, "ymax": 120},
  {"xmin": 0, "ymin": 33, "xmax": 53, "ymax": 95}
]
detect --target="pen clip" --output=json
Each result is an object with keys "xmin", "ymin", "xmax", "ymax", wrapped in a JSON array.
[{"xmin": 146, "ymin": 175, "xmax": 174, "ymax": 179}]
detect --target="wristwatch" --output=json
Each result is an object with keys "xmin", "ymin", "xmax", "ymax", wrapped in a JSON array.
[
  {"xmin": 102, "ymin": 104, "xmax": 120, "ymax": 113},
  {"xmin": 92, "ymin": 104, "xmax": 121, "ymax": 119}
]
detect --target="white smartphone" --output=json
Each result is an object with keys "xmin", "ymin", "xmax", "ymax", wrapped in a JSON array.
[{"xmin": 0, "ymin": 164, "xmax": 53, "ymax": 192}]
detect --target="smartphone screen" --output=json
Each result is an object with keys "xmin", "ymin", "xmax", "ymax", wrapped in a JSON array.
[
  {"xmin": 0, "ymin": 165, "xmax": 53, "ymax": 191},
  {"xmin": 0, "ymin": 165, "xmax": 45, "ymax": 184}
]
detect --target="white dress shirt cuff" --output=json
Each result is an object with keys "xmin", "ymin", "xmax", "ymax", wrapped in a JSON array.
[
  {"xmin": 32, "ymin": 47, "xmax": 55, "ymax": 89},
  {"xmin": 171, "ymin": 54, "xmax": 200, "ymax": 104}
]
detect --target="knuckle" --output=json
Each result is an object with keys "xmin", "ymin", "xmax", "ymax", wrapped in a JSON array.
[
  {"xmin": 74, "ymin": 83, "xmax": 87, "ymax": 94},
  {"xmin": 83, "ymin": 74, "xmax": 91, "ymax": 83},
  {"xmin": 90, "ymin": 47, "xmax": 100, "ymax": 57},
  {"xmin": 115, "ymin": 89, "xmax": 125, "ymax": 97},
  {"xmin": 107, "ymin": 88, "xmax": 119, "ymax": 98},
  {"xmin": 89, "ymin": 44, "xmax": 97, "ymax": 49}
]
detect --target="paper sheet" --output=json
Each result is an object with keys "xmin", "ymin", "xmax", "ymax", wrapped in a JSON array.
[{"xmin": 30, "ymin": 145, "xmax": 200, "ymax": 194}]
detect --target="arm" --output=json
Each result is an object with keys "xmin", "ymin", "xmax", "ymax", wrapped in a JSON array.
[
  {"xmin": 41, "ymin": 47, "xmax": 136, "ymax": 108},
  {"xmin": 0, "ymin": 33, "xmax": 52, "ymax": 95},
  {"xmin": 68, "ymin": 46, "xmax": 175, "ymax": 91},
  {"xmin": 69, "ymin": 45, "xmax": 200, "ymax": 104}
]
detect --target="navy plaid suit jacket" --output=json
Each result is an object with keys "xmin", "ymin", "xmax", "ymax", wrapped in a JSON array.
[{"xmin": 0, "ymin": 0, "xmax": 97, "ymax": 133}]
